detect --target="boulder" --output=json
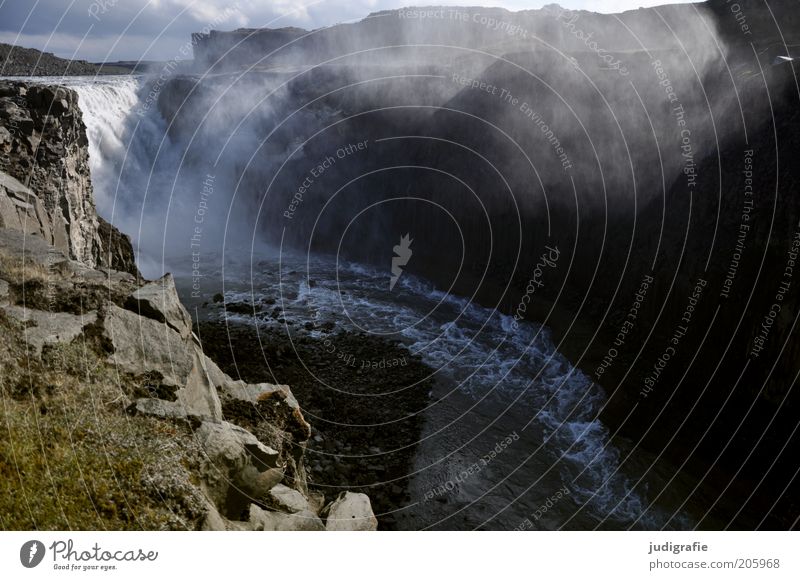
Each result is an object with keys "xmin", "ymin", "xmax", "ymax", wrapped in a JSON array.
[
  {"xmin": 103, "ymin": 304, "xmax": 193, "ymax": 387},
  {"xmin": 265, "ymin": 483, "xmax": 309, "ymax": 514},
  {"xmin": 202, "ymin": 351, "xmax": 230, "ymax": 386},
  {"xmin": 221, "ymin": 380, "xmax": 311, "ymax": 441},
  {"xmin": 275, "ymin": 509, "xmax": 326, "ymax": 531},
  {"xmin": 323, "ymin": 491, "xmax": 378, "ymax": 531},
  {"xmin": 131, "ymin": 398, "xmax": 190, "ymax": 421},
  {"xmin": 196, "ymin": 420, "xmax": 280, "ymax": 510},
  {"xmin": 197, "ymin": 420, "xmax": 279, "ymax": 471},
  {"xmin": 126, "ymin": 273, "xmax": 192, "ymax": 338},
  {"xmin": 104, "ymin": 304, "xmax": 221, "ymax": 420},
  {"xmin": 223, "ymin": 380, "xmax": 300, "ymax": 409}
]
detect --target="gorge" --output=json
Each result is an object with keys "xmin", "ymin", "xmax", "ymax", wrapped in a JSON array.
[{"xmin": 2, "ymin": 0, "xmax": 799, "ymax": 531}]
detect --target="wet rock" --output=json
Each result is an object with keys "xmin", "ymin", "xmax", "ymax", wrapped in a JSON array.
[{"xmin": 225, "ymin": 302, "xmax": 253, "ymax": 315}]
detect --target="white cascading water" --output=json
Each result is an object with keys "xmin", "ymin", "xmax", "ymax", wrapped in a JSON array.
[
  {"xmin": 61, "ymin": 76, "xmax": 205, "ymax": 278},
  {"xmin": 65, "ymin": 76, "xmax": 141, "ymax": 201}
]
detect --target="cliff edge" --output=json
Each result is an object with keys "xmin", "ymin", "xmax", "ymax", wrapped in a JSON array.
[{"xmin": 0, "ymin": 80, "xmax": 138, "ymax": 276}]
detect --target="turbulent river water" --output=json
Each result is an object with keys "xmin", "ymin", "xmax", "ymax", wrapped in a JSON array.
[{"xmin": 20, "ymin": 74, "xmax": 713, "ymax": 530}]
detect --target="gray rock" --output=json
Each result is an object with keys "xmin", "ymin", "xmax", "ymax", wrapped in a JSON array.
[
  {"xmin": 221, "ymin": 379, "xmax": 311, "ymax": 441},
  {"xmin": 249, "ymin": 504, "xmax": 324, "ymax": 531},
  {"xmin": 275, "ymin": 509, "xmax": 326, "ymax": 531},
  {"xmin": 103, "ymin": 305, "xmax": 221, "ymax": 420},
  {"xmin": 131, "ymin": 398, "xmax": 189, "ymax": 420},
  {"xmin": 200, "ymin": 502, "xmax": 227, "ymax": 531},
  {"xmin": 127, "ymin": 273, "xmax": 192, "ymax": 338},
  {"xmin": 222, "ymin": 380, "xmax": 300, "ymax": 409},
  {"xmin": 323, "ymin": 491, "xmax": 378, "ymax": 531},
  {"xmin": 228, "ymin": 421, "xmax": 281, "ymax": 468},
  {"xmin": 197, "ymin": 420, "xmax": 250, "ymax": 509},
  {"xmin": 266, "ymin": 483, "xmax": 309, "ymax": 514},
  {"xmin": 0, "ymin": 229, "xmax": 65, "ymax": 267},
  {"xmin": 238, "ymin": 465, "xmax": 284, "ymax": 500},
  {"xmin": 201, "ymin": 351, "xmax": 231, "ymax": 386},
  {"xmin": 198, "ymin": 420, "xmax": 276, "ymax": 471},
  {"xmin": 2, "ymin": 305, "xmax": 97, "ymax": 355},
  {"xmin": 182, "ymin": 345, "xmax": 223, "ymax": 421},
  {"xmin": 103, "ymin": 304, "xmax": 193, "ymax": 388},
  {"xmin": 0, "ymin": 171, "xmax": 51, "ymax": 241},
  {"xmin": 0, "ymin": 81, "xmax": 140, "ymax": 276},
  {"xmin": 196, "ymin": 420, "xmax": 280, "ymax": 508}
]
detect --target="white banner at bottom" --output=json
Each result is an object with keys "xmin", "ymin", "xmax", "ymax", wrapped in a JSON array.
[{"xmin": 0, "ymin": 531, "xmax": 797, "ymax": 579}]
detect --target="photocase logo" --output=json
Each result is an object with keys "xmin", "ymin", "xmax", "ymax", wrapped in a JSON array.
[
  {"xmin": 390, "ymin": 233, "xmax": 413, "ymax": 291},
  {"xmin": 20, "ymin": 540, "xmax": 46, "ymax": 568}
]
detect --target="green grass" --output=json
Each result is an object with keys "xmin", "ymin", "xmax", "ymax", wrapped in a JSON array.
[{"xmin": 0, "ymin": 331, "xmax": 206, "ymax": 530}]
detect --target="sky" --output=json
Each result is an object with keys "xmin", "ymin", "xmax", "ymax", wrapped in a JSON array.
[{"xmin": 0, "ymin": 0, "xmax": 696, "ymax": 62}]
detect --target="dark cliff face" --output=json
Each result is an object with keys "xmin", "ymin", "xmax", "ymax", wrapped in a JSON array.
[
  {"xmin": 0, "ymin": 81, "xmax": 139, "ymax": 277},
  {"xmin": 158, "ymin": 1, "xmax": 800, "ymax": 526},
  {"xmin": 191, "ymin": 1, "xmax": 800, "ymax": 71}
]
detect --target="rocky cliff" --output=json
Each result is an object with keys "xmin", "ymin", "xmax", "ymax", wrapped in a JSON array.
[
  {"xmin": 0, "ymin": 81, "xmax": 377, "ymax": 530},
  {"xmin": 0, "ymin": 43, "xmax": 122, "ymax": 76},
  {"xmin": 191, "ymin": 0, "xmax": 800, "ymax": 72},
  {"xmin": 0, "ymin": 80, "xmax": 138, "ymax": 276}
]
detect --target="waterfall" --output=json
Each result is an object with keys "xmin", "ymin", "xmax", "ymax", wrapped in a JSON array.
[{"xmin": 68, "ymin": 76, "xmax": 141, "ymax": 204}]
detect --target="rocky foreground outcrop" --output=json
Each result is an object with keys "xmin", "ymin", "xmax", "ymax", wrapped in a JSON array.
[
  {"xmin": 0, "ymin": 78, "xmax": 377, "ymax": 530},
  {"xmin": 0, "ymin": 228, "xmax": 378, "ymax": 530},
  {"xmin": 0, "ymin": 80, "xmax": 138, "ymax": 276}
]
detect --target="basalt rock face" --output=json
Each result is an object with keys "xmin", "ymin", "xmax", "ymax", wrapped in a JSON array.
[{"xmin": 0, "ymin": 80, "xmax": 138, "ymax": 277}]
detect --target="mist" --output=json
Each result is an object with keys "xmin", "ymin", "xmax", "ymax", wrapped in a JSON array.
[{"xmin": 77, "ymin": 3, "xmax": 790, "ymax": 300}]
